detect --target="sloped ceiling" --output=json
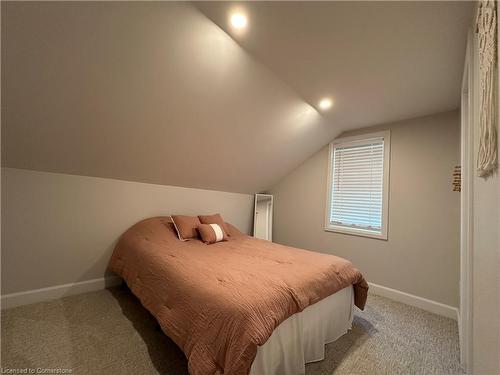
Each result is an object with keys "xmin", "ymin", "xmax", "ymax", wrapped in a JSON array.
[
  {"xmin": 195, "ymin": 1, "xmax": 474, "ymax": 130},
  {"xmin": 2, "ymin": 2, "xmax": 473, "ymax": 194}
]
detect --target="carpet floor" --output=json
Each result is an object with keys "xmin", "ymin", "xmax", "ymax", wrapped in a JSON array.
[{"xmin": 1, "ymin": 286, "xmax": 462, "ymax": 375}]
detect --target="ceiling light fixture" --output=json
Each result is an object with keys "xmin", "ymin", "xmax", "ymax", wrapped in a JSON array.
[
  {"xmin": 318, "ymin": 98, "xmax": 333, "ymax": 110},
  {"xmin": 230, "ymin": 13, "xmax": 248, "ymax": 29}
]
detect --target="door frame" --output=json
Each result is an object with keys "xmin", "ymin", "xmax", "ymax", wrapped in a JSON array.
[{"xmin": 459, "ymin": 29, "xmax": 474, "ymax": 374}]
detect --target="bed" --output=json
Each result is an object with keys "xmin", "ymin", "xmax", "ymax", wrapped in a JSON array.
[{"xmin": 108, "ymin": 217, "xmax": 368, "ymax": 375}]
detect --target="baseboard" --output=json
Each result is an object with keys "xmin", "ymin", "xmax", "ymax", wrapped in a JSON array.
[
  {"xmin": 368, "ymin": 282, "xmax": 459, "ymax": 320},
  {"xmin": 1, "ymin": 276, "xmax": 122, "ymax": 310},
  {"xmin": 1, "ymin": 278, "xmax": 459, "ymax": 320}
]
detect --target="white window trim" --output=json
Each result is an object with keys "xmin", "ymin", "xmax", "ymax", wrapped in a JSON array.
[{"xmin": 324, "ymin": 130, "xmax": 391, "ymax": 240}]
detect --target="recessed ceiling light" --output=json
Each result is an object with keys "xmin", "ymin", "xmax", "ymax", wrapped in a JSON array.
[
  {"xmin": 230, "ymin": 13, "xmax": 248, "ymax": 29},
  {"xmin": 318, "ymin": 98, "xmax": 333, "ymax": 110}
]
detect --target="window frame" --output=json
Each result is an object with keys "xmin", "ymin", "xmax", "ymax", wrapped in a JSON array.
[{"xmin": 324, "ymin": 130, "xmax": 391, "ymax": 240}]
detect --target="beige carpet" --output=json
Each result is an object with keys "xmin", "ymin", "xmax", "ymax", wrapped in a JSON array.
[{"xmin": 1, "ymin": 286, "xmax": 462, "ymax": 375}]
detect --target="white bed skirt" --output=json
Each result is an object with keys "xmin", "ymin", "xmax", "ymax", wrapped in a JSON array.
[{"xmin": 250, "ymin": 286, "xmax": 354, "ymax": 375}]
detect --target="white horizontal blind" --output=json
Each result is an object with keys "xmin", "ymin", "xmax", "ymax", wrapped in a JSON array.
[{"xmin": 329, "ymin": 139, "xmax": 384, "ymax": 233}]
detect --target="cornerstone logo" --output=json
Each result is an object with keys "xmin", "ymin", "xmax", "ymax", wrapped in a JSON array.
[{"xmin": 1, "ymin": 369, "xmax": 73, "ymax": 374}]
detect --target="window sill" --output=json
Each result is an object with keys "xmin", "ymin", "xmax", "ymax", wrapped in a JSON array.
[{"xmin": 324, "ymin": 225, "xmax": 388, "ymax": 240}]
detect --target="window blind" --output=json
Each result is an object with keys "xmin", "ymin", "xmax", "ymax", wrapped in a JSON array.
[{"xmin": 329, "ymin": 139, "xmax": 385, "ymax": 233}]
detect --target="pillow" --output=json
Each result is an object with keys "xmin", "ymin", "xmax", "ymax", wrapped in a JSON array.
[
  {"xmin": 170, "ymin": 215, "xmax": 201, "ymax": 241},
  {"xmin": 197, "ymin": 223, "xmax": 228, "ymax": 244},
  {"xmin": 198, "ymin": 214, "xmax": 230, "ymax": 236}
]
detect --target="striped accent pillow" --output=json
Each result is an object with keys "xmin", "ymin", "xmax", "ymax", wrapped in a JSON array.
[
  {"xmin": 197, "ymin": 223, "xmax": 228, "ymax": 244},
  {"xmin": 198, "ymin": 214, "xmax": 231, "ymax": 237}
]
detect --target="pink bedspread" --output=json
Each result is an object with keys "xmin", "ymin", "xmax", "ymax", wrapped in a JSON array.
[{"xmin": 108, "ymin": 217, "xmax": 368, "ymax": 375}]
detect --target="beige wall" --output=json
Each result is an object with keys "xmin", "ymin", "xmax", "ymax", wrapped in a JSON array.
[
  {"xmin": 270, "ymin": 110, "xmax": 460, "ymax": 307},
  {"xmin": 469, "ymin": 18, "xmax": 500, "ymax": 374},
  {"xmin": 471, "ymin": 132, "xmax": 500, "ymax": 374},
  {"xmin": 1, "ymin": 168, "xmax": 254, "ymax": 295}
]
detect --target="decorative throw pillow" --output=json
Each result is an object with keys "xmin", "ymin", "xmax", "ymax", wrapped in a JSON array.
[
  {"xmin": 170, "ymin": 215, "xmax": 201, "ymax": 241},
  {"xmin": 197, "ymin": 223, "xmax": 228, "ymax": 244},
  {"xmin": 198, "ymin": 214, "xmax": 231, "ymax": 236}
]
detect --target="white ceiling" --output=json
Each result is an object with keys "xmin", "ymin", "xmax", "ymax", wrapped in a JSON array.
[
  {"xmin": 196, "ymin": 1, "xmax": 474, "ymax": 130},
  {"xmin": 2, "ymin": 2, "xmax": 473, "ymax": 194}
]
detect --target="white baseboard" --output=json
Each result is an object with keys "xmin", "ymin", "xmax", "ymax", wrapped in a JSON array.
[
  {"xmin": 1, "ymin": 277, "xmax": 459, "ymax": 320},
  {"xmin": 1, "ymin": 276, "xmax": 122, "ymax": 310},
  {"xmin": 368, "ymin": 282, "xmax": 459, "ymax": 320}
]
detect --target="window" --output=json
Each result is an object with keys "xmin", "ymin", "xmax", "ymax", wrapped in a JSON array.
[{"xmin": 325, "ymin": 130, "xmax": 390, "ymax": 239}]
